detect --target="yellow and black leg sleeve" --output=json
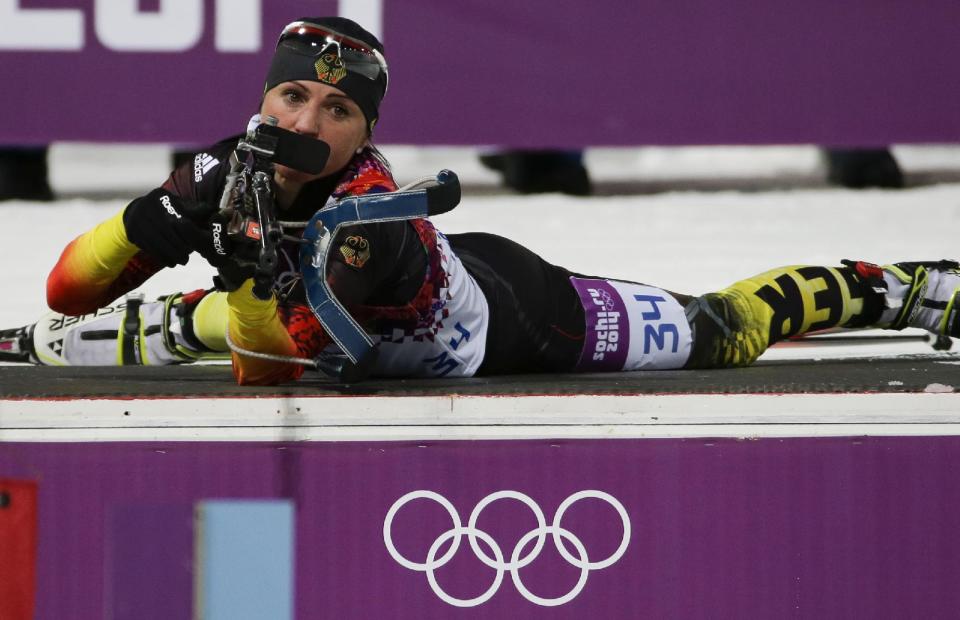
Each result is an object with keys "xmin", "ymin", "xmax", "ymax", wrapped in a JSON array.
[{"xmin": 685, "ymin": 265, "xmax": 877, "ymax": 368}]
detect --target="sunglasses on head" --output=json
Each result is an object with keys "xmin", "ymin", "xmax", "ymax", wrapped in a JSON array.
[{"xmin": 277, "ymin": 21, "xmax": 389, "ymax": 91}]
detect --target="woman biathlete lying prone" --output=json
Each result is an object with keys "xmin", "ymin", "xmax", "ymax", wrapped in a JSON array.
[{"xmin": 3, "ymin": 17, "xmax": 957, "ymax": 385}]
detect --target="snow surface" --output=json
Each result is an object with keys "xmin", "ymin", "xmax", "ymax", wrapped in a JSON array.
[{"xmin": 4, "ymin": 144, "xmax": 959, "ymax": 363}]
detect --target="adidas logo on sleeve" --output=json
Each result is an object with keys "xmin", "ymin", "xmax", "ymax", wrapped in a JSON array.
[{"xmin": 193, "ymin": 153, "xmax": 220, "ymax": 182}]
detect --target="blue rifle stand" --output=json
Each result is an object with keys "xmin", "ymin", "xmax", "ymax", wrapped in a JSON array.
[{"xmin": 299, "ymin": 170, "xmax": 460, "ymax": 382}]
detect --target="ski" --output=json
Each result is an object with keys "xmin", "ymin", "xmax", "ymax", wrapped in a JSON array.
[{"xmin": 777, "ymin": 329, "xmax": 954, "ymax": 350}]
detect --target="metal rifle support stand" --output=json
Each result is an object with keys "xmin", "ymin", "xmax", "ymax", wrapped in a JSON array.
[{"xmin": 300, "ymin": 170, "xmax": 461, "ymax": 382}]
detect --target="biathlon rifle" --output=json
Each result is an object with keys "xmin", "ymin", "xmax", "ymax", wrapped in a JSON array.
[
  {"xmin": 216, "ymin": 116, "xmax": 463, "ymax": 382},
  {"xmin": 217, "ymin": 116, "xmax": 331, "ymax": 299}
]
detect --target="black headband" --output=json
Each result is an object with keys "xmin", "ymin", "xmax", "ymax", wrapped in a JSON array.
[{"xmin": 264, "ymin": 18, "xmax": 388, "ymax": 132}]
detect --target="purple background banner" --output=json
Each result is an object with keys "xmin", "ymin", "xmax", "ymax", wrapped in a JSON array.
[
  {"xmin": 3, "ymin": 437, "xmax": 960, "ymax": 618},
  {"xmin": 2, "ymin": 1, "xmax": 960, "ymax": 146}
]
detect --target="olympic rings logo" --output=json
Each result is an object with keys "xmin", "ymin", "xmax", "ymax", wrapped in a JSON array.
[{"xmin": 383, "ymin": 490, "xmax": 631, "ymax": 607}]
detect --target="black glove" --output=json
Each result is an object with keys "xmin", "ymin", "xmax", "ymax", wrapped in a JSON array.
[
  {"xmin": 211, "ymin": 206, "xmax": 282, "ymax": 291},
  {"xmin": 208, "ymin": 212, "xmax": 259, "ymax": 291},
  {"xmin": 123, "ymin": 188, "xmax": 218, "ymax": 267},
  {"xmin": 124, "ymin": 188, "xmax": 260, "ymax": 288}
]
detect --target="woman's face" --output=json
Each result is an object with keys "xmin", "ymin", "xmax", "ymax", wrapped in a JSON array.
[{"xmin": 260, "ymin": 80, "xmax": 368, "ymax": 183}]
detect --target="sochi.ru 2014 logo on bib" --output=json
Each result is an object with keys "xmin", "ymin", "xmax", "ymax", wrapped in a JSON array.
[{"xmin": 384, "ymin": 490, "xmax": 631, "ymax": 607}]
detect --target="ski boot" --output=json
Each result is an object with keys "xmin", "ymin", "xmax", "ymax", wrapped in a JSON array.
[
  {"xmin": 846, "ymin": 259, "xmax": 960, "ymax": 349},
  {"xmin": 0, "ymin": 290, "xmax": 230, "ymax": 366},
  {"xmin": 0, "ymin": 323, "xmax": 37, "ymax": 363}
]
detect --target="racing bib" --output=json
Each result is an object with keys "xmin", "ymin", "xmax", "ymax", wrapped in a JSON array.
[{"xmin": 570, "ymin": 277, "xmax": 692, "ymax": 371}]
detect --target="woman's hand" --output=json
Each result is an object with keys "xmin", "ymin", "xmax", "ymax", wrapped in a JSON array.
[
  {"xmin": 123, "ymin": 188, "xmax": 220, "ymax": 267},
  {"xmin": 122, "ymin": 189, "xmax": 256, "ymax": 287}
]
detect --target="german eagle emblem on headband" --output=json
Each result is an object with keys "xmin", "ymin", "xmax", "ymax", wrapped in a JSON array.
[{"xmin": 315, "ymin": 51, "xmax": 347, "ymax": 85}]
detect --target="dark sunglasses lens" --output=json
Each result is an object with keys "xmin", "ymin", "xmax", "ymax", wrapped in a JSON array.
[
  {"xmin": 340, "ymin": 49, "xmax": 382, "ymax": 80},
  {"xmin": 279, "ymin": 37, "xmax": 383, "ymax": 81}
]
